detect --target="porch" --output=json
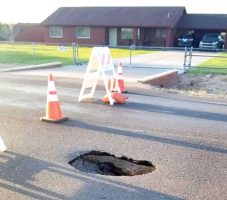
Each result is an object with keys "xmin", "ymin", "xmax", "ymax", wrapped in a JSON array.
[{"xmin": 107, "ymin": 27, "xmax": 174, "ymax": 47}]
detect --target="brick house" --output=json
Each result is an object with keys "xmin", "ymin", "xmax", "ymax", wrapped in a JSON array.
[
  {"xmin": 41, "ymin": 7, "xmax": 186, "ymax": 47},
  {"xmin": 15, "ymin": 7, "xmax": 227, "ymax": 48}
]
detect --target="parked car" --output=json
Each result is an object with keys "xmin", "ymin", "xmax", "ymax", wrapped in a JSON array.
[
  {"xmin": 178, "ymin": 34, "xmax": 198, "ymax": 47},
  {"xmin": 177, "ymin": 34, "xmax": 199, "ymax": 48},
  {"xmin": 199, "ymin": 33, "xmax": 224, "ymax": 50}
]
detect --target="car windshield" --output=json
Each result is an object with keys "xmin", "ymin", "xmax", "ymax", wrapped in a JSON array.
[{"xmin": 203, "ymin": 34, "xmax": 218, "ymax": 40}]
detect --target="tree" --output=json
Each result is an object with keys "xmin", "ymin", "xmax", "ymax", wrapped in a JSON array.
[{"xmin": 0, "ymin": 22, "xmax": 11, "ymax": 41}]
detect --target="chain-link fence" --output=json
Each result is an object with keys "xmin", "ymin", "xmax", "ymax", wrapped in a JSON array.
[
  {"xmin": 0, "ymin": 41, "xmax": 227, "ymax": 74},
  {"xmin": 184, "ymin": 47, "xmax": 227, "ymax": 74},
  {"xmin": 0, "ymin": 42, "xmax": 75, "ymax": 66},
  {"xmin": 0, "ymin": 42, "xmax": 185, "ymax": 67}
]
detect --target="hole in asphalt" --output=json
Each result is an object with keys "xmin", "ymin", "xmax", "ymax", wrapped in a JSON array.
[{"xmin": 69, "ymin": 151, "xmax": 156, "ymax": 176}]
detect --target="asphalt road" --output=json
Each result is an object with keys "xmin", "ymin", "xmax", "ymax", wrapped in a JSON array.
[{"xmin": 0, "ymin": 73, "xmax": 226, "ymax": 200}]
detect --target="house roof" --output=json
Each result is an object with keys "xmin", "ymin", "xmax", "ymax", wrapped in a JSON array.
[
  {"xmin": 12, "ymin": 23, "xmax": 42, "ymax": 37},
  {"xmin": 42, "ymin": 7, "xmax": 186, "ymax": 28},
  {"xmin": 178, "ymin": 14, "xmax": 227, "ymax": 30}
]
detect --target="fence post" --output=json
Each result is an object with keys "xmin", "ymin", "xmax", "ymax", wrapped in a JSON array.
[
  {"xmin": 32, "ymin": 42, "xmax": 36, "ymax": 60},
  {"xmin": 72, "ymin": 43, "xmax": 76, "ymax": 65},
  {"xmin": 183, "ymin": 46, "xmax": 187, "ymax": 70},
  {"xmin": 129, "ymin": 44, "xmax": 136, "ymax": 67},
  {"xmin": 129, "ymin": 45, "xmax": 132, "ymax": 67},
  {"xmin": 76, "ymin": 43, "xmax": 79, "ymax": 58},
  {"xmin": 188, "ymin": 46, "xmax": 193, "ymax": 67}
]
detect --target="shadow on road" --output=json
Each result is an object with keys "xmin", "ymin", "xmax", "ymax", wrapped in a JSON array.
[
  {"xmin": 63, "ymin": 120, "xmax": 227, "ymax": 154},
  {"xmin": 0, "ymin": 151, "xmax": 182, "ymax": 200},
  {"xmin": 121, "ymin": 102, "xmax": 227, "ymax": 122},
  {"xmin": 128, "ymin": 91, "xmax": 227, "ymax": 107},
  {"xmin": 86, "ymin": 96, "xmax": 227, "ymax": 122}
]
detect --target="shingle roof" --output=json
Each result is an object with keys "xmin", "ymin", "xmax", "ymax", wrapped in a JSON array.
[
  {"xmin": 178, "ymin": 14, "xmax": 227, "ymax": 30},
  {"xmin": 42, "ymin": 7, "xmax": 186, "ymax": 28}
]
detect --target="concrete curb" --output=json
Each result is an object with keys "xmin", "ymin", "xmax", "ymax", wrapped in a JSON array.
[
  {"xmin": 0, "ymin": 62, "xmax": 62, "ymax": 72},
  {"xmin": 137, "ymin": 69, "xmax": 178, "ymax": 87}
]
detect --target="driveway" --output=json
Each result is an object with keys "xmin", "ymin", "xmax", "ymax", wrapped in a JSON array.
[{"xmin": 114, "ymin": 50, "xmax": 221, "ymax": 69}]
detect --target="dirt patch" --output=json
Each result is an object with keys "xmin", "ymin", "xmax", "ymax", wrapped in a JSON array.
[
  {"xmin": 69, "ymin": 151, "xmax": 155, "ymax": 176},
  {"xmin": 149, "ymin": 74, "xmax": 227, "ymax": 98}
]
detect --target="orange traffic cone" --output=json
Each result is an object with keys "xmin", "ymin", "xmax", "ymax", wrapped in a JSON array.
[
  {"xmin": 108, "ymin": 78, "xmax": 117, "ymax": 92},
  {"xmin": 117, "ymin": 63, "xmax": 127, "ymax": 93},
  {"xmin": 102, "ymin": 94, "xmax": 110, "ymax": 103},
  {"xmin": 112, "ymin": 92, "xmax": 128, "ymax": 104},
  {"xmin": 102, "ymin": 92, "xmax": 128, "ymax": 104},
  {"xmin": 40, "ymin": 74, "xmax": 68, "ymax": 123}
]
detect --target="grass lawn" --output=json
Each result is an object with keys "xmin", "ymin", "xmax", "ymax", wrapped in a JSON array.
[
  {"xmin": 0, "ymin": 43, "xmax": 152, "ymax": 67},
  {"xmin": 187, "ymin": 52, "xmax": 227, "ymax": 75}
]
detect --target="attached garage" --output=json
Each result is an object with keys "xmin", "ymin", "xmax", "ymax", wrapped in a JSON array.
[{"xmin": 177, "ymin": 14, "xmax": 227, "ymax": 48}]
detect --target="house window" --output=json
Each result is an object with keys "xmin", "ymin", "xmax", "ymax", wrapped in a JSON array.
[
  {"xmin": 49, "ymin": 26, "xmax": 63, "ymax": 38},
  {"xmin": 121, "ymin": 28, "xmax": 134, "ymax": 40},
  {"xmin": 76, "ymin": 27, "xmax": 90, "ymax": 39},
  {"xmin": 155, "ymin": 29, "xmax": 166, "ymax": 38}
]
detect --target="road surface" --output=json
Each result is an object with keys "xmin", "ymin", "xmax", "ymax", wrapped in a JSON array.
[{"xmin": 0, "ymin": 73, "xmax": 226, "ymax": 200}]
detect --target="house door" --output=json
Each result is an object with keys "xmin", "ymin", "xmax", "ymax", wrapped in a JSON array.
[{"xmin": 109, "ymin": 28, "xmax": 117, "ymax": 47}]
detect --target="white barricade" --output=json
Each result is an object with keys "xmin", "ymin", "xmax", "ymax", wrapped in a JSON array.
[
  {"xmin": 0, "ymin": 136, "xmax": 6, "ymax": 152},
  {"xmin": 78, "ymin": 47, "xmax": 120, "ymax": 105}
]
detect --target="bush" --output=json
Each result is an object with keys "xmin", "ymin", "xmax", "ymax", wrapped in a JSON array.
[{"xmin": 0, "ymin": 23, "xmax": 11, "ymax": 41}]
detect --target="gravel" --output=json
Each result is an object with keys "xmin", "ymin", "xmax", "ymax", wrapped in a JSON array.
[{"xmin": 154, "ymin": 74, "xmax": 227, "ymax": 99}]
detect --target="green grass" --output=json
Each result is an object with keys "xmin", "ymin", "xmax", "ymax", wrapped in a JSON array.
[
  {"xmin": 187, "ymin": 67, "xmax": 227, "ymax": 75},
  {"xmin": 0, "ymin": 43, "xmax": 152, "ymax": 67},
  {"xmin": 187, "ymin": 52, "xmax": 227, "ymax": 75}
]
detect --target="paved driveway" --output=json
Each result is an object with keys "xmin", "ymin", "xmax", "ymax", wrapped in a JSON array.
[{"xmin": 114, "ymin": 50, "xmax": 221, "ymax": 69}]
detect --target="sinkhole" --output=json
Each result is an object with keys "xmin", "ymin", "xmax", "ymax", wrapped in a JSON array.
[{"xmin": 69, "ymin": 151, "xmax": 156, "ymax": 176}]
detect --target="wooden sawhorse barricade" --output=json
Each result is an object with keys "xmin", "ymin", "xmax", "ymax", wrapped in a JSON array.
[
  {"xmin": 0, "ymin": 136, "xmax": 6, "ymax": 152},
  {"xmin": 78, "ymin": 47, "xmax": 120, "ymax": 105}
]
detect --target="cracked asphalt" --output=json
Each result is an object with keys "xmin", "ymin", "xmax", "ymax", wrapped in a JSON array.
[{"xmin": 0, "ymin": 73, "xmax": 226, "ymax": 200}]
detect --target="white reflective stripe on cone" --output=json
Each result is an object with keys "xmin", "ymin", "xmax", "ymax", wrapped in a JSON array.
[
  {"xmin": 47, "ymin": 94, "xmax": 59, "ymax": 102},
  {"xmin": 0, "ymin": 136, "xmax": 6, "ymax": 152},
  {"xmin": 117, "ymin": 74, "xmax": 123, "ymax": 79},
  {"xmin": 117, "ymin": 67, "xmax": 123, "ymax": 74},
  {"xmin": 48, "ymin": 81, "xmax": 56, "ymax": 92}
]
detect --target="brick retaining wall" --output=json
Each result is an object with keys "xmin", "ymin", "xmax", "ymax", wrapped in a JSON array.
[{"xmin": 137, "ymin": 69, "xmax": 178, "ymax": 88}]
